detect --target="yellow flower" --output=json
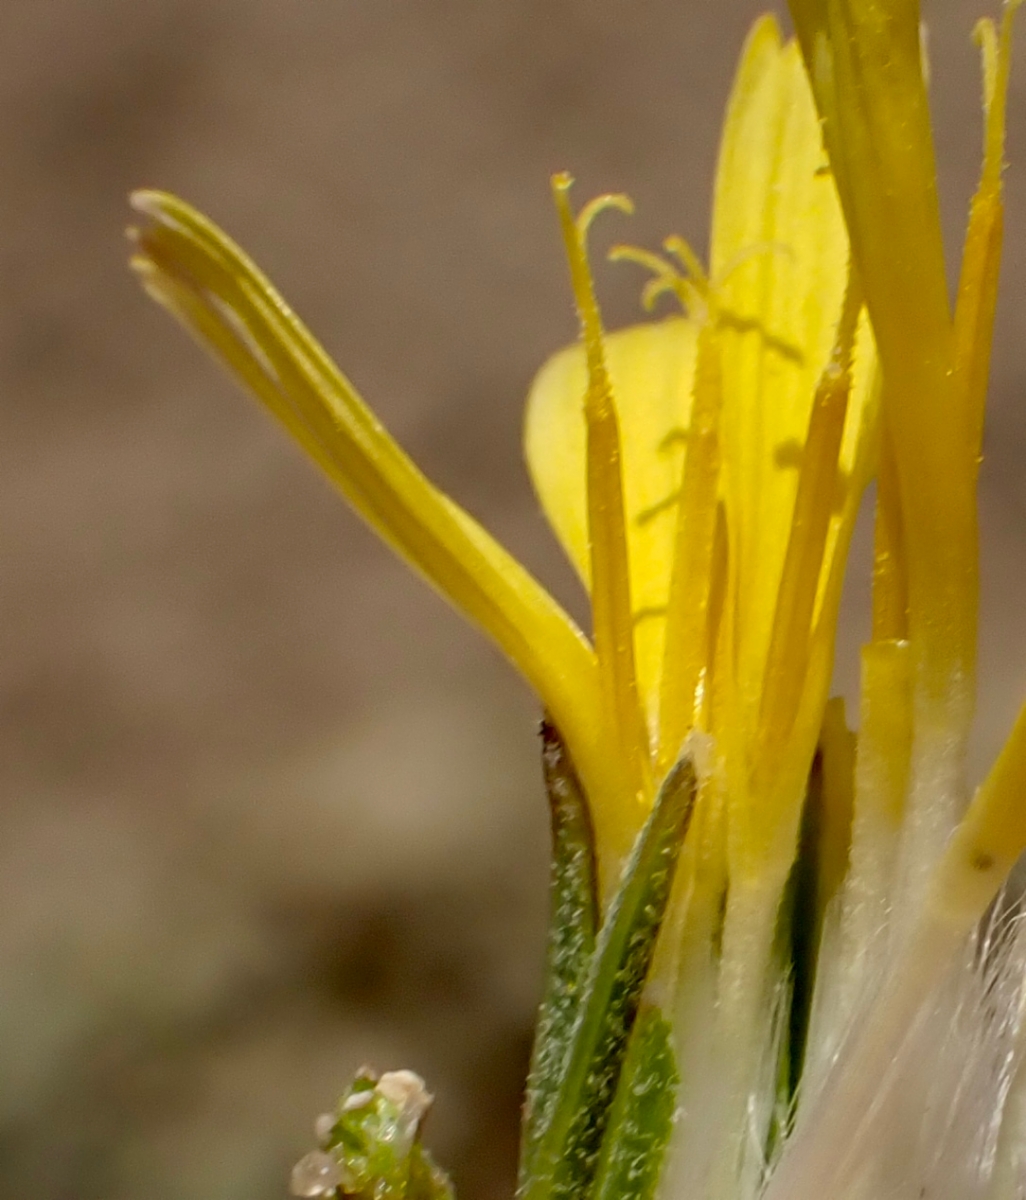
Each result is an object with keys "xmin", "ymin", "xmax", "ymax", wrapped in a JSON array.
[
  {"xmin": 128, "ymin": 18, "xmax": 876, "ymax": 891},
  {"xmin": 130, "ymin": 0, "xmax": 1026, "ymax": 1195}
]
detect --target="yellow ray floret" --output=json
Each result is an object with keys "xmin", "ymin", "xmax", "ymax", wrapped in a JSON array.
[
  {"xmin": 127, "ymin": 192, "xmax": 614, "ymax": 822},
  {"xmin": 711, "ymin": 17, "xmax": 876, "ymax": 745},
  {"xmin": 525, "ymin": 18, "xmax": 879, "ymax": 882}
]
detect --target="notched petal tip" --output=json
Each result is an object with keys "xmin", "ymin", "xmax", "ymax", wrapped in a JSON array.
[{"xmin": 128, "ymin": 188, "xmax": 160, "ymax": 213}]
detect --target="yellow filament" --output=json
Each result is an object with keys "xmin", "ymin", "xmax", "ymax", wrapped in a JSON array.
[
  {"xmin": 757, "ymin": 272, "xmax": 862, "ymax": 763},
  {"xmin": 980, "ymin": 2, "xmax": 1021, "ymax": 189},
  {"xmin": 953, "ymin": 1, "xmax": 1021, "ymax": 461},
  {"xmin": 978, "ymin": 19, "xmax": 1001, "ymax": 152},
  {"xmin": 816, "ymin": 698, "xmax": 856, "ymax": 911},
  {"xmin": 871, "ymin": 423, "xmax": 909, "ymax": 643},
  {"xmin": 658, "ymin": 322, "xmax": 724, "ymax": 771},
  {"xmin": 931, "ymin": 692, "xmax": 1026, "ymax": 930},
  {"xmin": 856, "ymin": 639, "xmax": 912, "ymax": 829},
  {"xmin": 840, "ymin": 638, "xmax": 912, "ymax": 954},
  {"xmin": 552, "ymin": 174, "xmax": 652, "ymax": 804},
  {"xmin": 702, "ymin": 504, "xmax": 729, "ymax": 732}
]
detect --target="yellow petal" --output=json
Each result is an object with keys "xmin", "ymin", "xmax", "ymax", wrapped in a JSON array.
[
  {"xmin": 710, "ymin": 16, "xmax": 876, "ymax": 737},
  {"xmin": 524, "ymin": 316, "xmax": 700, "ymax": 724},
  {"xmin": 128, "ymin": 191, "xmax": 609, "ymax": 812}
]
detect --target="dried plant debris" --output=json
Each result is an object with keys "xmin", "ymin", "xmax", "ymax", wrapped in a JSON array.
[{"xmin": 290, "ymin": 1068, "xmax": 453, "ymax": 1200}]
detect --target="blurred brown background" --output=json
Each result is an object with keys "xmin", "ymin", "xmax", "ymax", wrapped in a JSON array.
[{"xmin": 3, "ymin": 2, "xmax": 1026, "ymax": 1197}]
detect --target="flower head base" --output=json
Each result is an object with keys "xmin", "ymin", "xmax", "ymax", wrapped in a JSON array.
[{"xmin": 130, "ymin": 3, "xmax": 1026, "ymax": 1199}]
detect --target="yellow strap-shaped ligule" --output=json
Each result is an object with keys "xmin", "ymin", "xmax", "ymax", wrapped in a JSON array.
[{"xmin": 129, "ymin": 191, "xmax": 611, "ymax": 819}]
